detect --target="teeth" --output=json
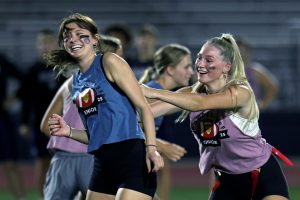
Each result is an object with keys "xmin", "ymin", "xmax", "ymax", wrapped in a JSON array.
[{"xmin": 71, "ymin": 45, "xmax": 82, "ymax": 50}]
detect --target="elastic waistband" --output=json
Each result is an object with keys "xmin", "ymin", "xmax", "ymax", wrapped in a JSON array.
[{"xmin": 53, "ymin": 150, "xmax": 92, "ymax": 158}]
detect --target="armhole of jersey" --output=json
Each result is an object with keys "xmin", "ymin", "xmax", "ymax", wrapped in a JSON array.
[
  {"xmin": 99, "ymin": 53, "xmax": 119, "ymax": 88},
  {"xmin": 229, "ymin": 114, "xmax": 260, "ymax": 137}
]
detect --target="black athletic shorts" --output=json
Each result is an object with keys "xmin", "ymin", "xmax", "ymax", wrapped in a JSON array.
[
  {"xmin": 89, "ymin": 139, "xmax": 157, "ymax": 197},
  {"xmin": 209, "ymin": 154, "xmax": 289, "ymax": 200}
]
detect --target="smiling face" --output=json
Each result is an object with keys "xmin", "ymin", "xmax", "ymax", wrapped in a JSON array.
[
  {"xmin": 195, "ymin": 43, "xmax": 231, "ymax": 88},
  {"xmin": 62, "ymin": 22, "xmax": 99, "ymax": 60}
]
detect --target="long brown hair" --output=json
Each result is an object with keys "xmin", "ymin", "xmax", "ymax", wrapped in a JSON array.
[{"xmin": 45, "ymin": 13, "xmax": 100, "ymax": 77}]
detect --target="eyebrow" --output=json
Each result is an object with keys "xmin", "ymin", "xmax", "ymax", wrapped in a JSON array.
[
  {"xmin": 197, "ymin": 53, "xmax": 214, "ymax": 59},
  {"xmin": 63, "ymin": 26, "xmax": 74, "ymax": 32}
]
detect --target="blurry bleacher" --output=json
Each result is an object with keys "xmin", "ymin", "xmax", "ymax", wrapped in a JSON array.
[
  {"xmin": 1, "ymin": 1, "xmax": 300, "ymax": 191},
  {"xmin": 1, "ymin": 0, "xmax": 300, "ymax": 110}
]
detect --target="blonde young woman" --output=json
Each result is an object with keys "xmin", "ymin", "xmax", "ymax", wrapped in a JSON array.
[
  {"xmin": 141, "ymin": 33, "xmax": 290, "ymax": 200},
  {"xmin": 46, "ymin": 13, "xmax": 163, "ymax": 200}
]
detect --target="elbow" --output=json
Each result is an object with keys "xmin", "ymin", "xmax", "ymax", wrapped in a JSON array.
[{"xmin": 40, "ymin": 121, "xmax": 50, "ymax": 136}]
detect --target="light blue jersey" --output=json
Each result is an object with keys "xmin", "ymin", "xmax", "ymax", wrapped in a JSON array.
[
  {"xmin": 146, "ymin": 80, "xmax": 163, "ymax": 129},
  {"xmin": 72, "ymin": 54, "xmax": 144, "ymax": 153}
]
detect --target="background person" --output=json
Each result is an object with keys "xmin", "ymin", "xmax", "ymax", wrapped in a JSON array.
[
  {"xmin": 236, "ymin": 37, "xmax": 279, "ymax": 110},
  {"xmin": 19, "ymin": 29, "xmax": 66, "ymax": 199},
  {"xmin": 139, "ymin": 43, "xmax": 193, "ymax": 200}
]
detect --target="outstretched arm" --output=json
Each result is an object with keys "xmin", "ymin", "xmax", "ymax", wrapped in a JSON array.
[
  {"xmin": 141, "ymin": 85, "xmax": 191, "ymax": 118},
  {"xmin": 141, "ymin": 84, "xmax": 251, "ymax": 113}
]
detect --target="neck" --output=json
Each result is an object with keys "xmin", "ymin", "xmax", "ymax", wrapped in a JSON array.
[
  {"xmin": 78, "ymin": 53, "xmax": 96, "ymax": 73},
  {"xmin": 156, "ymin": 76, "xmax": 177, "ymax": 90},
  {"xmin": 205, "ymin": 80, "xmax": 227, "ymax": 94}
]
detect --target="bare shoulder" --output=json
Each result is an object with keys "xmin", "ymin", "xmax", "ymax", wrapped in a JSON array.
[
  {"xmin": 102, "ymin": 52, "xmax": 126, "ymax": 69},
  {"xmin": 228, "ymin": 84, "xmax": 251, "ymax": 96},
  {"xmin": 225, "ymin": 84, "xmax": 251, "ymax": 107},
  {"xmin": 102, "ymin": 52, "xmax": 136, "ymax": 84},
  {"xmin": 177, "ymin": 86, "xmax": 193, "ymax": 93}
]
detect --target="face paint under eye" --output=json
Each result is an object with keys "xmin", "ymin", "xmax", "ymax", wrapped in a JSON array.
[
  {"xmin": 208, "ymin": 66, "xmax": 216, "ymax": 71},
  {"xmin": 80, "ymin": 35, "xmax": 90, "ymax": 44}
]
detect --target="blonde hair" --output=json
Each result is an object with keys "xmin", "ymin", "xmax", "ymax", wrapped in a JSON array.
[{"xmin": 176, "ymin": 33, "xmax": 259, "ymax": 124}]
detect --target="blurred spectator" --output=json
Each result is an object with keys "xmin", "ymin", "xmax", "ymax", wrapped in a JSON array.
[
  {"xmin": 237, "ymin": 37, "xmax": 279, "ymax": 110},
  {"xmin": 0, "ymin": 53, "xmax": 27, "ymax": 200},
  {"xmin": 103, "ymin": 24, "xmax": 132, "ymax": 61},
  {"xmin": 129, "ymin": 24, "xmax": 158, "ymax": 79},
  {"xmin": 98, "ymin": 35, "xmax": 123, "ymax": 57},
  {"xmin": 19, "ymin": 29, "xmax": 66, "ymax": 199}
]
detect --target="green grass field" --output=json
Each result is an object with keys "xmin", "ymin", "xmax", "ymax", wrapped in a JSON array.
[{"xmin": 1, "ymin": 186, "xmax": 299, "ymax": 200}]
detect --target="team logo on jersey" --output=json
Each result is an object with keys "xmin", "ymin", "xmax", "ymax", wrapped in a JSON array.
[
  {"xmin": 191, "ymin": 113, "xmax": 229, "ymax": 146},
  {"xmin": 75, "ymin": 88, "xmax": 97, "ymax": 108},
  {"xmin": 75, "ymin": 87, "xmax": 106, "ymax": 117}
]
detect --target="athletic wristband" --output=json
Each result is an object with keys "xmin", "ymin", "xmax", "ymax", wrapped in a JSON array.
[
  {"xmin": 146, "ymin": 144, "xmax": 157, "ymax": 148},
  {"xmin": 68, "ymin": 126, "xmax": 72, "ymax": 138}
]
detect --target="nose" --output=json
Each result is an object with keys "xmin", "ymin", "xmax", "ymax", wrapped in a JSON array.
[
  {"xmin": 69, "ymin": 36, "xmax": 75, "ymax": 42},
  {"xmin": 68, "ymin": 33, "xmax": 78, "ymax": 43},
  {"xmin": 195, "ymin": 58, "xmax": 202, "ymax": 67}
]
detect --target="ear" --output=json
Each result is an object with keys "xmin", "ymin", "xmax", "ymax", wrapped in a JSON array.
[
  {"xmin": 223, "ymin": 63, "xmax": 231, "ymax": 73},
  {"xmin": 93, "ymin": 34, "xmax": 100, "ymax": 45},
  {"xmin": 95, "ymin": 33, "xmax": 100, "ymax": 41},
  {"xmin": 166, "ymin": 65, "xmax": 174, "ymax": 76}
]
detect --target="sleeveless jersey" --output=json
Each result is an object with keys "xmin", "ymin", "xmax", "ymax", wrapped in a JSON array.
[
  {"xmin": 47, "ymin": 81, "xmax": 87, "ymax": 153},
  {"xmin": 146, "ymin": 80, "xmax": 163, "ymax": 128},
  {"xmin": 189, "ymin": 95, "xmax": 272, "ymax": 174},
  {"xmin": 72, "ymin": 54, "xmax": 144, "ymax": 153}
]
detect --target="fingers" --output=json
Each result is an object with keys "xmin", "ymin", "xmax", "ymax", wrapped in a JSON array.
[
  {"xmin": 146, "ymin": 158, "xmax": 151, "ymax": 173},
  {"xmin": 164, "ymin": 144, "xmax": 187, "ymax": 162},
  {"xmin": 48, "ymin": 114, "xmax": 63, "ymax": 136},
  {"xmin": 148, "ymin": 151, "xmax": 164, "ymax": 172}
]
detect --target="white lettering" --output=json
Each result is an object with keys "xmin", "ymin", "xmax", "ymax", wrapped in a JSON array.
[
  {"xmin": 203, "ymin": 140, "xmax": 218, "ymax": 145},
  {"xmin": 84, "ymin": 107, "xmax": 97, "ymax": 115}
]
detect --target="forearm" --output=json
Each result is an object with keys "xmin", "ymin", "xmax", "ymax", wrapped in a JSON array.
[
  {"xmin": 69, "ymin": 127, "xmax": 89, "ymax": 144},
  {"xmin": 139, "ymin": 108, "xmax": 157, "ymax": 147},
  {"xmin": 151, "ymin": 101, "xmax": 181, "ymax": 118},
  {"xmin": 156, "ymin": 138, "xmax": 168, "ymax": 152},
  {"xmin": 153, "ymin": 89, "xmax": 199, "ymax": 111}
]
